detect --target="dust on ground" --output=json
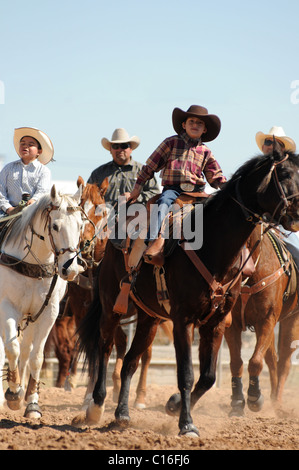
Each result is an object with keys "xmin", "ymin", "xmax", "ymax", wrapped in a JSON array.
[{"xmin": 1, "ymin": 380, "xmax": 299, "ymax": 451}]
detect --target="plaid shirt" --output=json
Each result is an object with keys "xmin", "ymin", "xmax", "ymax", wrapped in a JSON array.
[
  {"xmin": 135, "ymin": 132, "xmax": 226, "ymax": 191},
  {"xmin": 88, "ymin": 158, "xmax": 160, "ymax": 205}
]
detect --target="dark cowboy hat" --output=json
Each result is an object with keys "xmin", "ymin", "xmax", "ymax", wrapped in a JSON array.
[{"xmin": 172, "ymin": 105, "xmax": 221, "ymax": 142}]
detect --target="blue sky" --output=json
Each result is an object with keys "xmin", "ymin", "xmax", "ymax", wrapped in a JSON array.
[{"xmin": 0, "ymin": 0, "xmax": 299, "ymax": 187}]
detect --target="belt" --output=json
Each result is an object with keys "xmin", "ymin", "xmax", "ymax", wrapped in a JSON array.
[{"xmin": 180, "ymin": 183, "xmax": 205, "ymax": 192}]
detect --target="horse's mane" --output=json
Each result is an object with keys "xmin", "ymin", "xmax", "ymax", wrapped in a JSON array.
[{"xmin": 2, "ymin": 192, "xmax": 75, "ymax": 249}]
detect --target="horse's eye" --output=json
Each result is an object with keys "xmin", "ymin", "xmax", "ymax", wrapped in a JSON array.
[{"xmin": 52, "ymin": 224, "xmax": 59, "ymax": 232}]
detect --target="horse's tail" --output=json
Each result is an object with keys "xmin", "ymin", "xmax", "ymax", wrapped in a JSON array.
[{"xmin": 76, "ymin": 265, "xmax": 102, "ymax": 380}]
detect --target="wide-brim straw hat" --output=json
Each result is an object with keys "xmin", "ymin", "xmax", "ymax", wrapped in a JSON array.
[
  {"xmin": 101, "ymin": 128, "xmax": 140, "ymax": 151},
  {"xmin": 255, "ymin": 126, "xmax": 296, "ymax": 153},
  {"xmin": 172, "ymin": 105, "xmax": 221, "ymax": 142},
  {"xmin": 14, "ymin": 127, "xmax": 54, "ymax": 165}
]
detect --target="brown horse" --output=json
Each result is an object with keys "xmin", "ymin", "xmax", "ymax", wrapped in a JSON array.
[
  {"xmin": 49, "ymin": 177, "xmax": 173, "ymax": 410},
  {"xmin": 44, "ymin": 175, "xmax": 108, "ymax": 388},
  {"xmin": 76, "ymin": 150, "xmax": 299, "ymax": 437},
  {"xmin": 225, "ymin": 224, "xmax": 299, "ymax": 416}
]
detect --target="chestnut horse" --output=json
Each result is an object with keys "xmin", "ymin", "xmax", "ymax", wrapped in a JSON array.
[
  {"xmin": 225, "ymin": 224, "xmax": 299, "ymax": 416},
  {"xmin": 76, "ymin": 150, "xmax": 299, "ymax": 437},
  {"xmin": 47, "ymin": 175, "xmax": 108, "ymax": 389},
  {"xmin": 49, "ymin": 177, "xmax": 173, "ymax": 410}
]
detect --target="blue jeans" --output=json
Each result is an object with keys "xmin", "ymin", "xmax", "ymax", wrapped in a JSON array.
[
  {"xmin": 280, "ymin": 226, "xmax": 299, "ymax": 268},
  {"xmin": 146, "ymin": 185, "xmax": 183, "ymax": 242}
]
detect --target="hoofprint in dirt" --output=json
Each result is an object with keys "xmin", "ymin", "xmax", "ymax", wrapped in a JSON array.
[{"xmin": 0, "ymin": 382, "xmax": 299, "ymax": 450}]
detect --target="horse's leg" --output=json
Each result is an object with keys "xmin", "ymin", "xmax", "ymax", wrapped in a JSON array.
[
  {"xmin": 165, "ymin": 316, "xmax": 199, "ymax": 437},
  {"xmin": 264, "ymin": 335, "xmax": 278, "ymax": 401},
  {"xmin": 65, "ymin": 343, "xmax": 79, "ymax": 391},
  {"xmin": 166, "ymin": 315, "xmax": 226, "ymax": 433},
  {"xmin": 192, "ymin": 317, "xmax": 226, "ymax": 404},
  {"xmin": 54, "ymin": 316, "xmax": 76, "ymax": 388},
  {"xmin": 247, "ymin": 315, "xmax": 276, "ymax": 412},
  {"xmin": 224, "ymin": 319, "xmax": 245, "ymax": 416},
  {"xmin": 115, "ymin": 311, "xmax": 159, "ymax": 425},
  {"xmin": 160, "ymin": 320, "xmax": 173, "ymax": 343},
  {"xmin": 275, "ymin": 314, "xmax": 299, "ymax": 404},
  {"xmin": 71, "ymin": 374, "xmax": 97, "ymax": 426},
  {"xmin": 85, "ymin": 314, "xmax": 120, "ymax": 425},
  {"xmin": 112, "ymin": 325, "xmax": 127, "ymax": 403},
  {"xmin": 21, "ymin": 303, "xmax": 60, "ymax": 419},
  {"xmin": 134, "ymin": 343, "xmax": 152, "ymax": 409},
  {"xmin": 0, "ymin": 337, "xmax": 6, "ymax": 407},
  {"xmin": 20, "ymin": 326, "xmax": 45, "ymax": 418},
  {"xmin": 2, "ymin": 312, "xmax": 24, "ymax": 410}
]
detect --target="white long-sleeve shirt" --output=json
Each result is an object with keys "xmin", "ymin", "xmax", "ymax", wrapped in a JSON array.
[{"xmin": 0, "ymin": 159, "xmax": 51, "ymax": 215}]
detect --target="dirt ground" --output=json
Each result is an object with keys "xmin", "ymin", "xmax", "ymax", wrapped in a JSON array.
[{"xmin": 1, "ymin": 377, "xmax": 299, "ymax": 451}]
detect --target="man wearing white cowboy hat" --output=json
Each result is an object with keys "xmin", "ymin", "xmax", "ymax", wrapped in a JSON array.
[
  {"xmin": 255, "ymin": 126, "xmax": 296, "ymax": 154},
  {"xmin": 256, "ymin": 126, "xmax": 299, "ymax": 267},
  {"xmin": 87, "ymin": 128, "xmax": 160, "ymax": 204},
  {"xmin": 0, "ymin": 127, "xmax": 53, "ymax": 217}
]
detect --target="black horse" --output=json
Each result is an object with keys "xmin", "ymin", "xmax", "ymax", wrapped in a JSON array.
[{"xmin": 77, "ymin": 149, "xmax": 299, "ymax": 437}]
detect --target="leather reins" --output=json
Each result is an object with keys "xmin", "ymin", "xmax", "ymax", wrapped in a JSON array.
[{"xmin": 15, "ymin": 202, "xmax": 85, "ymax": 332}]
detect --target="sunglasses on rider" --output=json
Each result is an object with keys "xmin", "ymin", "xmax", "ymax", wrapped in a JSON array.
[
  {"xmin": 111, "ymin": 143, "xmax": 131, "ymax": 150},
  {"xmin": 264, "ymin": 139, "xmax": 285, "ymax": 148}
]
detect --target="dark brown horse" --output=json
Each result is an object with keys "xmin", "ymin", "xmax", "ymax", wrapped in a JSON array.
[
  {"xmin": 225, "ymin": 224, "xmax": 299, "ymax": 416},
  {"xmin": 77, "ymin": 150, "xmax": 299, "ymax": 437}
]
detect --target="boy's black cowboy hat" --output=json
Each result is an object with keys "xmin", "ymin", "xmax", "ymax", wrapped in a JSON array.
[{"xmin": 172, "ymin": 105, "xmax": 221, "ymax": 142}]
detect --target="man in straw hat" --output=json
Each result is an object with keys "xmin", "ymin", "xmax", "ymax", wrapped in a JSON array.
[
  {"xmin": 87, "ymin": 128, "xmax": 160, "ymax": 205},
  {"xmin": 255, "ymin": 126, "xmax": 296, "ymax": 154},
  {"xmin": 0, "ymin": 127, "xmax": 53, "ymax": 217},
  {"xmin": 256, "ymin": 126, "xmax": 299, "ymax": 267},
  {"xmin": 128, "ymin": 104, "xmax": 227, "ymax": 264}
]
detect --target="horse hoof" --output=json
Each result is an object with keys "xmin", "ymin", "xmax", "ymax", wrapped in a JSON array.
[
  {"xmin": 24, "ymin": 403, "xmax": 42, "ymax": 419},
  {"xmin": 115, "ymin": 410, "xmax": 130, "ymax": 428},
  {"xmin": 229, "ymin": 399, "xmax": 245, "ymax": 417},
  {"xmin": 5, "ymin": 387, "xmax": 24, "ymax": 410},
  {"xmin": 71, "ymin": 411, "xmax": 87, "ymax": 427},
  {"xmin": 247, "ymin": 394, "xmax": 264, "ymax": 412},
  {"xmin": 179, "ymin": 424, "xmax": 200, "ymax": 438},
  {"xmin": 134, "ymin": 401, "xmax": 146, "ymax": 410},
  {"xmin": 86, "ymin": 400, "xmax": 105, "ymax": 425},
  {"xmin": 229, "ymin": 407, "xmax": 245, "ymax": 417},
  {"xmin": 165, "ymin": 393, "xmax": 181, "ymax": 416},
  {"xmin": 116, "ymin": 415, "xmax": 130, "ymax": 427}
]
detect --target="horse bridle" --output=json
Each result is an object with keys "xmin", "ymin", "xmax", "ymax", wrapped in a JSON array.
[
  {"xmin": 17, "ymin": 202, "xmax": 86, "ymax": 333},
  {"xmin": 232, "ymin": 153, "xmax": 299, "ymax": 227}
]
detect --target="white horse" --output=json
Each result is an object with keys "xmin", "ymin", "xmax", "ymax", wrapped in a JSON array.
[{"xmin": 0, "ymin": 185, "xmax": 85, "ymax": 418}]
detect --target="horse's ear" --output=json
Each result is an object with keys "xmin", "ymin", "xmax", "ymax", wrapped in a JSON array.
[
  {"xmin": 99, "ymin": 177, "xmax": 109, "ymax": 197},
  {"xmin": 73, "ymin": 184, "xmax": 83, "ymax": 204},
  {"xmin": 272, "ymin": 136, "xmax": 285, "ymax": 162},
  {"xmin": 51, "ymin": 185, "xmax": 62, "ymax": 206},
  {"xmin": 77, "ymin": 176, "xmax": 85, "ymax": 188}
]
